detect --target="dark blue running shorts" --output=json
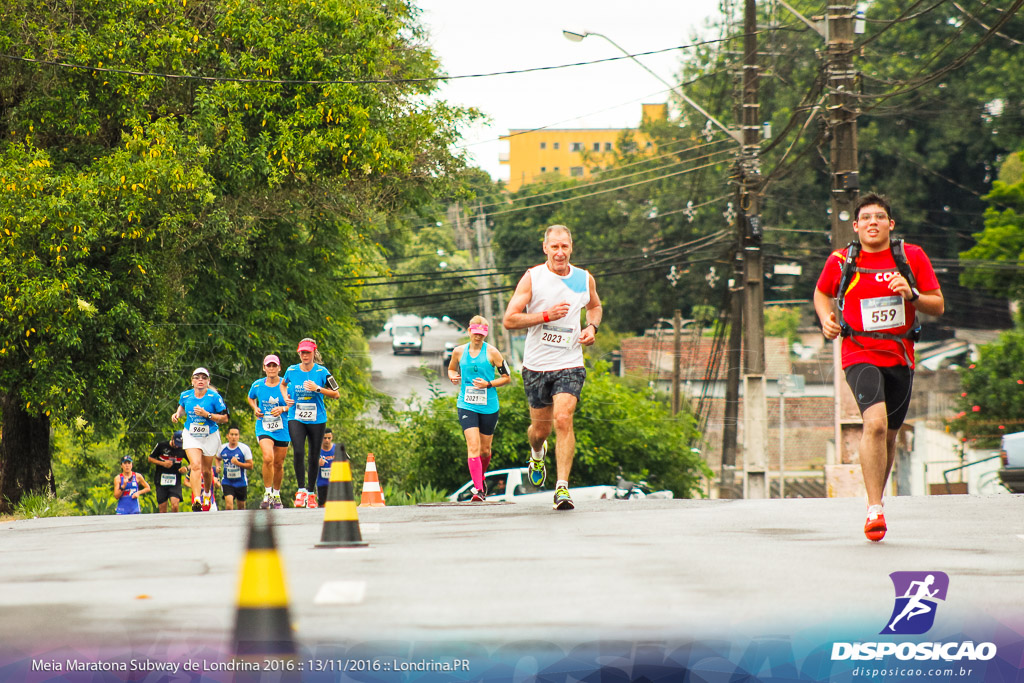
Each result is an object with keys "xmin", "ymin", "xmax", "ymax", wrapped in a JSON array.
[
  {"xmin": 522, "ymin": 366, "xmax": 586, "ymax": 409},
  {"xmin": 457, "ymin": 408, "xmax": 500, "ymax": 435}
]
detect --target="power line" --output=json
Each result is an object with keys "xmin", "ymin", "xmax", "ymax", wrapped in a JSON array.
[
  {"xmin": 0, "ymin": 37, "xmax": 736, "ymax": 86},
  {"xmin": 354, "ymin": 235, "xmax": 732, "ymax": 314}
]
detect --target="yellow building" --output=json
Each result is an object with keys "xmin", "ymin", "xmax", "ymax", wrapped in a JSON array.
[{"xmin": 499, "ymin": 103, "xmax": 667, "ymax": 192}]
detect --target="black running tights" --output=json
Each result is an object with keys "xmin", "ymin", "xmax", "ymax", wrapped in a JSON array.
[{"xmin": 289, "ymin": 421, "xmax": 326, "ymax": 492}]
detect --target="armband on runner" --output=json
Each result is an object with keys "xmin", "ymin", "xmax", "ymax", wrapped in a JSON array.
[
  {"xmin": 326, "ymin": 375, "xmax": 339, "ymax": 392},
  {"xmin": 497, "ymin": 361, "xmax": 510, "ymax": 377}
]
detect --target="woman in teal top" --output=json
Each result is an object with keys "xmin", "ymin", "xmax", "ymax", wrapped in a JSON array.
[{"xmin": 447, "ymin": 315, "xmax": 512, "ymax": 501}]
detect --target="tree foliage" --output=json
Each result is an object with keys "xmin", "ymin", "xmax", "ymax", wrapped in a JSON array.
[
  {"xmin": 950, "ymin": 329, "xmax": 1024, "ymax": 447},
  {"xmin": 959, "ymin": 158, "xmax": 1024, "ymax": 301},
  {"xmin": 0, "ymin": 0, "xmax": 475, "ymax": 510}
]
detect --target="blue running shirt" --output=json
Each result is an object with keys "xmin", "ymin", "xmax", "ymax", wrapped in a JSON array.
[
  {"xmin": 456, "ymin": 342, "xmax": 499, "ymax": 414},
  {"xmin": 178, "ymin": 389, "xmax": 228, "ymax": 438},
  {"xmin": 248, "ymin": 378, "xmax": 290, "ymax": 440},
  {"xmin": 282, "ymin": 363, "xmax": 334, "ymax": 424},
  {"xmin": 115, "ymin": 474, "xmax": 141, "ymax": 515},
  {"xmin": 316, "ymin": 445, "xmax": 336, "ymax": 488},
  {"xmin": 218, "ymin": 443, "xmax": 252, "ymax": 487}
]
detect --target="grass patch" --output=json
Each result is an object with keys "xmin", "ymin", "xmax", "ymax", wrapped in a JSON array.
[
  {"xmin": 13, "ymin": 490, "xmax": 79, "ymax": 519},
  {"xmin": 381, "ymin": 482, "xmax": 449, "ymax": 506}
]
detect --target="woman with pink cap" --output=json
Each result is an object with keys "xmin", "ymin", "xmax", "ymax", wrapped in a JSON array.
[
  {"xmin": 247, "ymin": 354, "xmax": 290, "ymax": 509},
  {"xmin": 282, "ymin": 338, "xmax": 340, "ymax": 509},
  {"xmin": 447, "ymin": 316, "xmax": 512, "ymax": 501}
]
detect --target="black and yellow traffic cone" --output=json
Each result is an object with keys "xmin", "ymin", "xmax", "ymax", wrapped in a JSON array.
[
  {"xmin": 316, "ymin": 459, "xmax": 369, "ymax": 548},
  {"xmin": 232, "ymin": 511, "xmax": 296, "ymax": 657}
]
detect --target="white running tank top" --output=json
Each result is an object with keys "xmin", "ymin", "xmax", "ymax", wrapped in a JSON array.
[{"xmin": 522, "ymin": 263, "xmax": 591, "ymax": 372}]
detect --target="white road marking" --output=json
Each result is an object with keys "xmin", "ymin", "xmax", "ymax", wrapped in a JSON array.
[{"xmin": 314, "ymin": 581, "xmax": 367, "ymax": 605}]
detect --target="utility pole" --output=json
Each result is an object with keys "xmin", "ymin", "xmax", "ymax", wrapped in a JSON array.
[
  {"xmin": 473, "ymin": 205, "xmax": 493, "ymax": 329},
  {"xmin": 826, "ymin": 1, "xmax": 862, "ymax": 490},
  {"xmin": 720, "ymin": 264, "xmax": 742, "ymax": 498},
  {"xmin": 738, "ymin": 0, "xmax": 768, "ymax": 499},
  {"xmin": 672, "ymin": 309, "xmax": 682, "ymax": 415},
  {"xmin": 475, "ymin": 202, "xmax": 513, "ymax": 357}
]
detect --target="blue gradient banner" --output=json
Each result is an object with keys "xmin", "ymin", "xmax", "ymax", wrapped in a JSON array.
[{"xmin": 2, "ymin": 618, "xmax": 1021, "ymax": 683}]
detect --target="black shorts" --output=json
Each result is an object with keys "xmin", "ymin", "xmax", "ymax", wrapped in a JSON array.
[
  {"xmin": 844, "ymin": 363, "xmax": 914, "ymax": 429},
  {"xmin": 457, "ymin": 408, "xmax": 500, "ymax": 435},
  {"xmin": 522, "ymin": 366, "xmax": 586, "ymax": 409},
  {"xmin": 258, "ymin": 436, "xmax": 290, "ymax": 448},
  {"xmin": 154, "ymin": 471, "xmax": 183, "ymax": 504},
  {"xmin": 155, "ymin": 482, "xmax": 182, "ymax": 505},
  {"xmin": 222, "ymin": 484, "xmax": 248, "ymax": 502}
]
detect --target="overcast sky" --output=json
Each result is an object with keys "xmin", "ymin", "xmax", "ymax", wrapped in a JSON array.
[{"xmin": 416, "ymin": 0, "xmax": 724, "ymax": 181}]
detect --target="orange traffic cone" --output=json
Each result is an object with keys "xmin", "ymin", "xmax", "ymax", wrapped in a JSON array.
[
  {"xmin": 359, "ymin": 453, "xmax": 386, "ymax": 507},
  {"xmin": 316, "ymin": 459, "xmax": 368, "ymax": 548}
]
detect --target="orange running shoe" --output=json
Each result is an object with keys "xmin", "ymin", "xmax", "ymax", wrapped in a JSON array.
[{"xmin": 864, "ymin": 504, "xmax": 886, "ymax": 542}]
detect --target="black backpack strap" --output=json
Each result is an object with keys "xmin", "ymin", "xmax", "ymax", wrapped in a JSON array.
[
  {"xmin": 889, "ymin": 237, "xmax": 919, "ymax": 291},
  {"xmin": 836, "ymin": 239, "xmax": 861, "ymax": 313}
]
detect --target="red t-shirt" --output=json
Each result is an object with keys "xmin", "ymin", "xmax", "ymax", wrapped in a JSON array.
[{"xmin": 816, "ymin": 243, "xmax": 939, "ymax": 369}]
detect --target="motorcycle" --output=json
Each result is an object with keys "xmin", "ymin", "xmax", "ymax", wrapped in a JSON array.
[{"xmin": 613, "ymin": 477, "xmax": 674, "ymax": 500}]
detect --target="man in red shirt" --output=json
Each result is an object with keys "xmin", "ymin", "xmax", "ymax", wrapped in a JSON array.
[{"xmin": 814, "ymin": 193, "xmax": 945, "ymax": 542}]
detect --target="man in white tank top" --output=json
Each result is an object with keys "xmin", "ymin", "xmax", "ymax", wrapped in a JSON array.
[{"xmin": 502, "ymin": 225, "xmax": 602, "ymax": 510}]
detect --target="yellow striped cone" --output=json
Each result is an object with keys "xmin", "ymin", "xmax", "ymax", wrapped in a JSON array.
[
  {"xmin": 316, "ymin": 460, "xmax": 368, "ymax": 548},
  {"xmin": 358, "ymin": 453, "xmax": 386, "ymax": 507},
  {"xmin": 232, "ymin": 511, "xmax": 296, "ymax": 657}
]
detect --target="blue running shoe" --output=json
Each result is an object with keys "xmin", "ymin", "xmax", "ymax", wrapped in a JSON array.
[
  {"xmin": 553, "ymin": 486, "xmax": 574, "ymax": 510},
  {"xmin": 528, "ymin": 441, "xmax": 547, "ymax": 487}
]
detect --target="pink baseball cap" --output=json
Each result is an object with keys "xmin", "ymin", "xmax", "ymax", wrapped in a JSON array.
[
  {"xmin": 263, "ymin": 354, "xmax": 280, "ymax": 366},
  {"xmin": 297, "ymin": 339, "xmax": 317, "ymax": 352},
  {"xmin": 468, "ymin": 323, "xmax": 489, "ymax": 336}
]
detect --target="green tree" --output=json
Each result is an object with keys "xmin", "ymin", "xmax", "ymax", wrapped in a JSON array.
[
  {"xmin": 0, "ymin": 0, "xmax": 474, "ymax": 511},
  {"xmin": 950, "ymin": 330, "xmax": 1024, "ymax": 447},
  {"xmin": 959, "ymin": 156, "xmax": 1024, "ymax": 301}
]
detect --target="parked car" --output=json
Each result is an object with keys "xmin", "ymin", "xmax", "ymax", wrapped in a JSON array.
[
  {"xmin": 442, "ymin": 341, "xmax": 457, "ymax": 366},
  {"xmin": 421, "ymin": 316, "xmax": 440, "ymax": 331},
  {"xmin": 448, "ymin": 467, "xmax": 615, "ymax": 505},
  {"xmin": 998, "ymin": 431, "xmax": 1024, "ymax": 493}
]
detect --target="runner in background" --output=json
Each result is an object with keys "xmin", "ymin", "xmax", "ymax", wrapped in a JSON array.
[
  {"xmin": 316, "ymin": 428, "xmax": 343, "ymax": 504},
  {"xmin": 114, "ymin": 456, "xmax": 151, "ymax": 515},
  {"xmin": 282, "ymin": 338, "xmax": 340, "ymax": 509},
  {"xmin": 147, "ymin": 430, "xmax": 186, "ymax": 513},
  {"xmin": 171, "ymin": 367, "xmax": 229, "ymax": 512},
  {"xmin": 218, "ymin": 426, "xmax": 254, "ymax": 510},
  {"xmin": 447, "ymin": 315, "xmax": 511, "ymax": 502},
  {"xmin": 247, "ymin": 354, "xmax": 289, "ymax": 510}
]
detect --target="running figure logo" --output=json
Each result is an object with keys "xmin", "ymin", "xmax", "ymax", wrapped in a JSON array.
[{"xmin": 881, "ymin": 571, "xmax": 949, "ymax": 635}]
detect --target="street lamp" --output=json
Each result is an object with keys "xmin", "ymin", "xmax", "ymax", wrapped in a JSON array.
[{"xmin": 562, "ymin": 29, "xmax": 742, "ymax": 145}]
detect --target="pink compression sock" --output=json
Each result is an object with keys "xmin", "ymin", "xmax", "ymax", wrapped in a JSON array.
[{"xmin": 468, "ymin": 456, "xmax": 484, "ymax": 491}]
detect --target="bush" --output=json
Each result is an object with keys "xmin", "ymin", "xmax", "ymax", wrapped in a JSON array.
[
  {"xmin": 357, "ymin": 362, "xmax": 711, "ymax": 498},
  {"xmin": 381, "ymin": 482, "xmax": 449, "ymax": 506},
  {"xmin": 14, "ymin": 490, "xmax": 79, "ymax": 518}
]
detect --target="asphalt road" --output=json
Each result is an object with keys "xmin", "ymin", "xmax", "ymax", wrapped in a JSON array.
[
  {"xmin": 368, "ymin": 323, "xmax": 461, "ymax": 410},
  {"xmin": 2, "ymin": 494, "xmax": 1022, "ymax": 669}
]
